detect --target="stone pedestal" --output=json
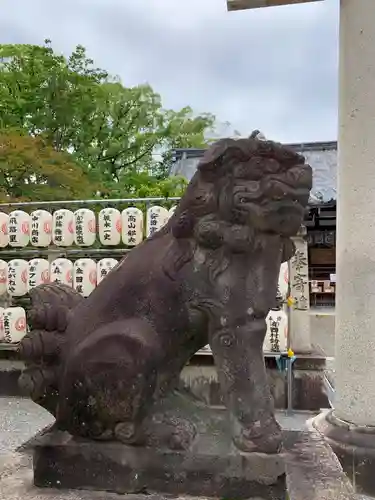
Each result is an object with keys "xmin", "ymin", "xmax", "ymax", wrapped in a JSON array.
[
  {"xmin": 313, "ymin": 0, "xmax": 375, "ymax": 495},
  {"xmin": 0, "ymin": 430, "xmax": 357, "ymax": 500},
  {"xmin": 30, "ymin": 403, "xmax": 291, "ymax": 499}
]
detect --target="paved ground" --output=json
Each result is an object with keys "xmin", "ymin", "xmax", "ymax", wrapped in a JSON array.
[{"xmin": 0, "ymin": 397, "xmax": 53, "ymax": 454}]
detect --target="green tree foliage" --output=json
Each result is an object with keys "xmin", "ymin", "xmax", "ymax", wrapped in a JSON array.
[
  {"xmin": 0, "ymin": 129, "xmax": 95, "ymax": 202},
  {"xmin": 0, "ymin": 40, "xmax": 215, "ymax": 201}
]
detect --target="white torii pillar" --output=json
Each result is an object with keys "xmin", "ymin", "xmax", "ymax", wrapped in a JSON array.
[{"xmin": 227, "ymin": 0, "xmax": 375, "ymax": 476}]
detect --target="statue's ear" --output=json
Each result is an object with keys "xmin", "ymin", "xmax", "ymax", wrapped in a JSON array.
[
  {"xmin": 281, "ymin": 238, "xmax": 296, "ymax": 263},
  {"xmin": 171, "ymin": 210, "xmax": 195, "ymax": 239},
  {"xmin": 197, "ymin": 139, "xmax": 235, "ymax": 177}
]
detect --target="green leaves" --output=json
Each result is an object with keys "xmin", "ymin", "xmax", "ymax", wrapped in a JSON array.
[
  {"xmin": 0, "ymin": 128, "xmax": 96, "ymax": 202},
  {"xmin": 0, "ymin": 41, "xmax": 216, "ymax": 202}
]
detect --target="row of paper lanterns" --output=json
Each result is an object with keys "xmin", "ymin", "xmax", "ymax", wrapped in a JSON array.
[
  {"xmin": 1, "ymin": 258, "xmax": 118, "ymax": 297},
  {"xmin": 0, "ymin": 258, "xmax": 290, "ymax": 299},
  {"xmin": 0, "ymin": 305, "xmax": 288, "ymax": 352},
  {"xmin": 0, "ymin": 206, "xmax": 177, "ymax": 248}
]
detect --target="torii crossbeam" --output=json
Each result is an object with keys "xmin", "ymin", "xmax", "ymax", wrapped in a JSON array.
[{"xmin": 227, "ymin": 0, "xmax": 322, "ymax": 11}]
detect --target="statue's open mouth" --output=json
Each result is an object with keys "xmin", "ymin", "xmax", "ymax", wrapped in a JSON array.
[{"xmin": 234, "ymin": 179, "xmax": 310, "ymax": 236}]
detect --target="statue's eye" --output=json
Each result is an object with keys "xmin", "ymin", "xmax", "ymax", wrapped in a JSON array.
[
  {"xmin": 213, "ymin": 155, "xmax": 224, "ymax": 168},
  {"xmin": 219, "ymin": 333, "xmax": 234, "ymax": 347}
]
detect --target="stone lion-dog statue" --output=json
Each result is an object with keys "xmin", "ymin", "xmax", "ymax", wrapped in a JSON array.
[{"xmin": 19, "ymin": 133, "xmax": 312, "ymax": 454}]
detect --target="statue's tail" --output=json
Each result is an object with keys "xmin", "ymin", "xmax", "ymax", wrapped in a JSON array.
[{"xmin": 18, "ymin": 284, "xmax": 83, "ymax": 416}]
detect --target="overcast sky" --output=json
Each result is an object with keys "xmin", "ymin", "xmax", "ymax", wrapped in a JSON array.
[{"xmin": 1, "ymin": 0, "xmax": 339, "ymax": 143}]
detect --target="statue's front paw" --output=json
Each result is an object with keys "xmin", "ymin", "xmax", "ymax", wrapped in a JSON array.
[{"xmin": 232, "ymin": 417, "xmax": 282, "ymax": 454}]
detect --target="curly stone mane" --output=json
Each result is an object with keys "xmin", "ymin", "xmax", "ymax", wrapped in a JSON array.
[{"xmin": 160, "ymin": 135, "xmax": 311, "ymax": 278}]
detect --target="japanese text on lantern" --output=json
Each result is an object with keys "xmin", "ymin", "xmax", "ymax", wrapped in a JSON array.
[
  {"xmin": 122, "ymin": 208, "xmax": 143, "ymax": 246},
  {"xmin": 127, "ymin": 214, "xmax": 137, "ymax": 244},
  {"xmin": 290, "ymin": 247, "xmax": 309, "ymax": 310},
  {"xmin": 54, "ymin": 213, "xmax": 63, "ymax": 244},
  {"xmin": 8, "ymin": 215, "xmax": 17, "ymax": 246},
  {"xmin": 7, "ymin": 264, "xmax": 16, "ymax": 295},
  {"xmin": 74, "ymin": 259, "xmax": 96, "ymax": 296},
  {"xmin": 97, "ymin": 259, "xmax": 118, "ymax": 284},
  {"xmin": 75, "ymin": 266, "xmax": 83, "ymax": 294},
  {"xmin": 51, "ymin": 259, "xmax": 72, "ymax": 287},
  {"xmin": 30, "ymin": 213, "xmax": 39, "ymax": 246},
  {"xmin": 102, "ymin": 213, "xmax": 111, "ymax": 242},
  {"xmin": 52, "ymin": 263, "xmax": 62, "ymax": 284},
  {"xmin": 99, "ymin": 208, "xmax": 121, "ymax": 246},
  {"xmin": 29, "ymin": 263, "xmax": 36, "ymax": 289},
  {"xmin": 75, "ymin": 214, "xmax": 84, "ymax": 245},
  {"xmin": 149, "ymin": 213, "xmax": 158, "ymax": 235},
  {"xmin": 146, "ymin": 206, "xmax": 168, "ymax": 237},
  {"xmin": 3, "ymin": 313, "xmax": 11, "ymax": 343},
  {"xmin": 268, "ymin": 315, "xmax": 281, "ymax": 352}
]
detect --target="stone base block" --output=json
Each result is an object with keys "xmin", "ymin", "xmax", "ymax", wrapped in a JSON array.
[
  {"xmin": 29, "ymin": 400, "xmax": 307, "ymax": 499},
  {"xmin": 33, "ymin": 430, "xmax": 286, "ymax": 498},
  {"xmin": 312, "ymin": 410, "xmax": 375, "ymax": 497}
]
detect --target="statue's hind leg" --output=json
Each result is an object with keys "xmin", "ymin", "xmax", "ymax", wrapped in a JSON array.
[
  {"xmin": 57, "ymin": 318, "xmax": 200, "ymax": 450},
  {"xmin": 56, "ymin": 318, "xmax": 161, "ymax": 443}
]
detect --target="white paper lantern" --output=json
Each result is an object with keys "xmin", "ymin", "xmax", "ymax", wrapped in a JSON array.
[
  {"xmin": 52, "ymin": 209, "xmax": 74, "ymax": 247},
  {"xmin": 8, "ymin": 210, "xmax": 30, "ymax": 248},
  {"xmin": 122, "ymin": 207, "xmax": 144, "ymax": 246},
  {"xmin": 30, "ymin": 210, "xmax": 53, "ymax": 247},
  {"xmin": 0, "ymin": 307, "xmax": 4, "ymax": 341},
  {"xmin": 0, "ymin": 260, "xmax": 7, "ymax": 296},
  {"xmin": 0, "ymin": 213, "xmax": 9, "ymax": 248},
  {"xmin": 28, "ymin": 259, "xmax": 50, "ymax": 291},
  {"xmin": 264, "ymin": 309, "xmax": 288, "ymax": 353},
  {"xmin": 50, "ymin": 258, "xmax": 73, "ymax": 287},
  {"xmin": 98, "ymin": 208, "xmax": 121, "ymax": 246},
  {"xmin": 97, "ymin": 258, "xmax": 118, "ymax": 285},
  {"xmin": 74, "ymin": 208, "xmax": 96, "ymax": 247},
  {"xmin": 74, "ymin": 258, "xmax": 97, "ymax": 297},
  {"xmin": 3, "ymin": 307, "xmax": 27, "ymax": 344},
  {"xmin": 7, "ymin": 259, "xmax": 28, "ymax": 297},
  {"xmin": 168, "ymin": 205, "xmax": 177, "ymax": 217},
  {"xmin": 278, "ymin": 262, "xmax": 289, "ymax": 299},
  {"xmin": 146, "ymin": 206, "xmax": 169, "ymax": 238}
]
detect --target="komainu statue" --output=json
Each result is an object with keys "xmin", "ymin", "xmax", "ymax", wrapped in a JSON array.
[{"xmin": 19, "ymin": 134, "xmax": 312, "ymax": 455}]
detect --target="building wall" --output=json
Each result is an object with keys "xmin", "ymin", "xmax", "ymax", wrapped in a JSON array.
[{"xmin": 303, "ymin": 148, "xmax": 337, "ymax": 203}]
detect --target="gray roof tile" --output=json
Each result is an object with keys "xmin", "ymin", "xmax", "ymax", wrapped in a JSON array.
[{"xmin": 171, "ymin": 141, "xmax": 337, "ymax": 203}]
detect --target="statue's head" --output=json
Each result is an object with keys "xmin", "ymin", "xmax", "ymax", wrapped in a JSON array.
[{"xmin": 169, "ymin": 134, "xmax": 312, "ymax": 259}]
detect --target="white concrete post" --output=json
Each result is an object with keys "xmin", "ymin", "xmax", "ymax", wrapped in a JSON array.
[
  {"xmin": 289, "ymin": 226, "xmax": 312, "ymax": 353},
  {"xmin": 334, "ymin": 0, "xmax": 375, "ymax": 426}
]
